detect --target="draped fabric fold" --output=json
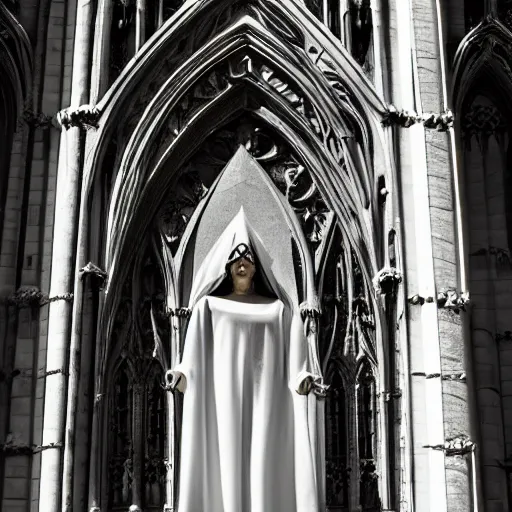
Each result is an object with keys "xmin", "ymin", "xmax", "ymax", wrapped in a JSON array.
[{"xmin": 174, "ymin": 208, "xmax": 322, "ymax": 512}]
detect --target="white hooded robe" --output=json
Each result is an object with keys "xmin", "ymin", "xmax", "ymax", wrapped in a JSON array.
[{"xmin": 174, "ymin": 210, "xmax": 321, "ymax": 512}]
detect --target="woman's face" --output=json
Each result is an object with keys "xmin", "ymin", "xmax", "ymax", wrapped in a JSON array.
[{"xmin": 230, "ymin": 257, "xmax": 256, "ymax": 285}]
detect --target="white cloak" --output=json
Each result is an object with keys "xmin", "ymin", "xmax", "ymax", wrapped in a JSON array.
[
  {"xmin": 175, "ymin": 296, "xmax": 319, "ymax": 512},
  {"xmin": 173, "ymin": 209, "xmax": 321, "ymax": 512}
]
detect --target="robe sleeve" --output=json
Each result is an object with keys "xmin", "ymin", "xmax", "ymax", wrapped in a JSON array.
[
  {"xmin": 172, "ymin": 297, "xmax": 217, "ymax": 512},
  {"xmin": 287, "ymin": 308, "xmax": 323, "ymax": 394},
  {"xmin": 172, "ymin": 297, "xmax": 211, "ymax": 394},
  {"xmin": 285, "ymin": 307, "xmax": 322, "ymax": 511}
]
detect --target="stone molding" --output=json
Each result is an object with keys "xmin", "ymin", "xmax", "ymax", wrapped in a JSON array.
[
  {"xmin": 22, "ymin": 109, "xmax": 54, "ymax": 129},
  {"xmin": 373, "ymin": 267, "xmax": 402, "ymax": 295},
  {"xmin": 56, "ymin": 104, "xmax": 101, "ymax": 130},
  {"xmin": 411, "ymin": 371, "xmax": 467, "ymax": 382},
  {"xmin": 382, "ymin": 105, "xmax": 454, "ymax": 131},
  {"xmin": 424, "ymin": 436, "xmax": 476, "ymax": 456},
  {"xmin": 407, "ymin": 289, "xmax": 469, "ymax": 312},
  {"xmin": 79, "ymin": 261, "xmax": 108, "ymax": 289},
  {"xmin": 2, "ymin": 286, "xmax": 73, "ymax": 308}
]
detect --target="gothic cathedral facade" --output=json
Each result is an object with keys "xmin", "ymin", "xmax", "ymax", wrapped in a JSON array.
[{"xmin": 0, "ymin": 0, "xmax": 511, "ymax": 511}]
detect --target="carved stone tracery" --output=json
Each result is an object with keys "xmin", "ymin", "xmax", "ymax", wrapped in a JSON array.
[{"xmin": 93, "ymin": 3, "xmax": 402, "ymax": 511}]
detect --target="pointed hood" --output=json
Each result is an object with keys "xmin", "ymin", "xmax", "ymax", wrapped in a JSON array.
[{"xmin": 188, "ymin": 207, "xmax": 291, "ymax": 309}]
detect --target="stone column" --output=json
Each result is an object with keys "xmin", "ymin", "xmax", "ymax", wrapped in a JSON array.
[
  {"xmin": 38, "ymin": 0, "xmax": 93, "ymax": 510},
  {"xmin": 409, "ymin": 0, "xmax": 477, "ymax": 509},
  {"xmin": 390, "ymin": 0, "xmax": 449, "ymax": 511}
]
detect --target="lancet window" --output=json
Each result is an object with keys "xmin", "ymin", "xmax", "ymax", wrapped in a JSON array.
[
  {"xmin": 313, "ymin": 0, "xmax": 374, "ymax": 80},
  {"xmin": 109, "ymin": 0, "xmax": 185, "ymax": 85},
  {"xmin": 328, "ymin": 0, "xmax": 342, "ymax": 38},
  {"xmin": 320, "ymin": 241, "xmax": 382, "ymax": 511},
  {"xmin": 105, "ymin": 252, "xmax": 168, "ymax": 512},
  {"xmin": 107, "ymin": 359, "xmax": 167, "ymax": 512},
  {"xmin": 108, "ymin": 362, "xmax": 134, "ymax": 510},
  {"xmin": 357, "ymin": 363, "xmax": 376, "ymax": 461},
  {"xmin": 357, "ymin": 365, "xmax": 380, "ymax": 511},
  {"xmin": 325, "ymin": 370, "xmax": 349, "ymax": 510}
]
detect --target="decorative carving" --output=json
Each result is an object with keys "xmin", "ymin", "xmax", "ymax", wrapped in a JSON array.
[
  {"xmin": 437, "ymin": 290, "xmax": 470, "ymax": 312},
  {"xmin": 407, "ymin": 294, "xmax": 434, "ymax": 306},
  {"xmin": 79, "ymin": 262, "xmax": 108, "ymax": 288},
  {"xmin": 373, "ymin": 267, "xmax": 402, "ymax": 295},
  {"xmin": 56, "ymin": 105, "xmax": 101, "ymax": 130},
  {"xmin": 159, "ymin": 170, "xmax": 207, "ymax": 251},
  {"xmin": 326, "ymin": 457, "xmax": 350, "ymax": 509},
  {"xmin": 422, "ymin": 110, "xmax": 455, "ymax": 131},
  {"xmin": 380, "ymin": 389, "xmax": 402, "ymax": 401},
  {"xmin": 22, "ymin": 109, "xmax": 54, "ymax": 129},
  {"xmin": 382, "ymin": 105, "xmax": 454, "ymax": 131},
  {"xmin": 411, "ymin": 371, "xmax": 467, "ymax": 382},
  {"xmin": 425, "ymin": 436, "xmax": 476, "ymax": 456},
  {"xmin": 0, "ymin": 434, "xmax": 63, "ymax": 456},
  {"xmin": 4, "ymin": 287, "xmax": 73, "ymax": 308},
  {"xmin": 462, "ymin": 104, "xmax": 506, "ymax": 150},
  {"xmin": 470, "ymin": 246, "xmax": 512, "ymax": 265},
  {"xmin": 158, "ymin": 118, "xmax": 333, "ymax": 254},
  {"xmin": 359, "ymin": 459, "xmax": 381, "ymax": 511},
  {"xmin": 496, "ymin": 331, "xmax": 512, "ymax": 343}
]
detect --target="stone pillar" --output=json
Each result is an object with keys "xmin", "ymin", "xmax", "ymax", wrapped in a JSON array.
[
  {"xmin": 389, "ymin": 0, "xmax": 449, "ymax": 510},
  {"xmin": 38, "ymin": 0, "xmax": 93, "ymax": 510},
  {"xmin": 393, "ymin": 0, "xmax": 478, "ymax": 510}
]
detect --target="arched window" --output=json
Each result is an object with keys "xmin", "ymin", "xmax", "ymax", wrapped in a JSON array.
[
  {"xmin": 110, "ymin": 0, "xmax": 136, "ymax": 84},
  {"xmin": 325, "ymin": 370, "xmax": 349, "ymax": 510},
  {"xmin": 144, "ymin": 363, "xmax": 167, "ymax": 511},
  {"xmin": 357, "ymin": 363, "xmax": 379, "ymax": 512},
  {"xmin": 108, "ymin": 362, "xmax": 133, "ymax": 510},
  {"xmin": 106, "ymin": 358, "xmax": 166, "ymax": 511},
  {"xmin": 328, "ymin": 0, "xmax": 342, "ymax": 39}
]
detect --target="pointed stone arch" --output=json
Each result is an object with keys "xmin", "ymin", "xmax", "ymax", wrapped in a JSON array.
[
  {"xmin": 80, "ymin": 1, "xmax": 406, "ymax": 510},
  {"xmin": 452, "ymin": 16, "xmax": 512, "ymax": 512},
  {"xmin": 453, "ymin": 16, "xmax": 512, "ymax": 114}
]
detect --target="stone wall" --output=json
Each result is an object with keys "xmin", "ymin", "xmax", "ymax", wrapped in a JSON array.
[{"xmin": 0, "ymin": 1, "xmax": 76, "ymax": 511}]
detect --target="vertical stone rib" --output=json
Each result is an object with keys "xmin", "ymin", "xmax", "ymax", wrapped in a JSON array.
[
  {"xmin": 390, "ymin": 0, "xmax": 450, "ymax": 509},
  {"xmin": 409, "ymin": 0, "xmax": 479, "ymax": 508},
  {"xmin": 38, "ymin": 0, "xmax": 93, "ymax": 510},
  {"xmin": 136, "ymin": 0, "xmax": 146, "ymax": 52},
  {"xmin": 38, "ymin": 128, "xmax": 80, "ymax": 512},
  {"xmin": 90, "ymin": 0, "xmax": 114, "ymax": 104}
]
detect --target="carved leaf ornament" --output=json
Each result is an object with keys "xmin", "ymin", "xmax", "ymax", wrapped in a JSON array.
[{"xmin": 80, "ymin": 1, "xmax": 403, "ymax": 509}]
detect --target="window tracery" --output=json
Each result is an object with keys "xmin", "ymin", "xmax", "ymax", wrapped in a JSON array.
[
  {"xmin": 91, "ymin": 3, "xmax": 401, "ymax": 509},
  {"xmin": 105, "ymin": 253, "xmax": 168, "ymax": 511}
]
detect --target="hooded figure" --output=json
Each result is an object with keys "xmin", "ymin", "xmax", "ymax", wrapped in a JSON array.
[{"xmin": 168, "ymin": 209, "xmax": 322, "ymax": 512}]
